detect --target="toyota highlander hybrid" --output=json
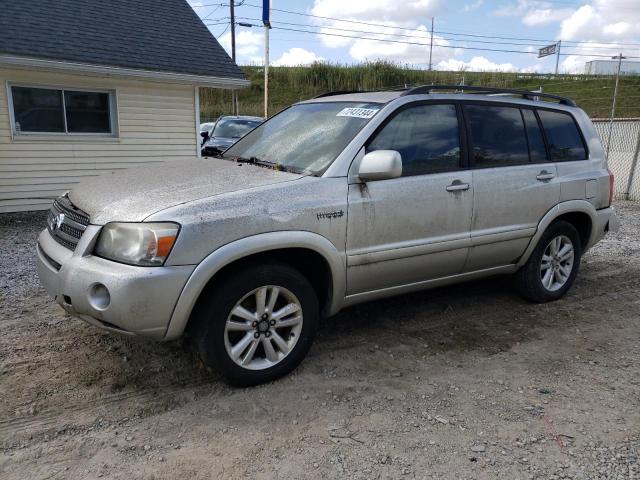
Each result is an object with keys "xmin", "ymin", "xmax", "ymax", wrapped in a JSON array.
[{"xmin": 37, "ymin": 86, "xmax": 619, "ymax": 385}]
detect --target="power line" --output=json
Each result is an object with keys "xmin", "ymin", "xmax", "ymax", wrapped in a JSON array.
[
  {"xmin": 233, "ymin": 17, "xmax": 551, "ymax": 48},
  {"xmin": 230, "ymin": 17, "xmax": 640, "ymax": 53},
  {"xmin": 215, "ymin": 22, "xmax": 231, "ymax": 38},
  {"xmin": 234, "ymin": 22, "xmax": 639, "ymax": 58},
  {"xmin": 199, "ymin": 2, "xmax": 640, "ymax": 49},
  {"xmin": 234, "ymin": 2, "xmax": 640, "ymax": 49}
]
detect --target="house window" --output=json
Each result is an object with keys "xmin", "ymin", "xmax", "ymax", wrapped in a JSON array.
[{"xmin": 10, "ymin": 85, "xmax": 117, "ymax": 136}]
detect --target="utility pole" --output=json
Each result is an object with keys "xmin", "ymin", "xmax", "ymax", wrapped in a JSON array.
[
  {"xmin": 554, "ymin": 40, "xmax": 561, "ymax": 75},
  {"xmin": 263, "ymin": 0, "xmax": 271, "ymax": 118},
  {"xmin": 606, "ymin": 53, "xmax": 626, "ymax": 159},
  {"xmin": 264, "ymin": 25, "xmax": 269, "ymax": 118},
  {"xmin": 428, "ymin": 17, "xmax": 434, "ymax": 71},
  {"xmin": 230, "ymin": 1, "xmax": 238, "ymax": 115}
]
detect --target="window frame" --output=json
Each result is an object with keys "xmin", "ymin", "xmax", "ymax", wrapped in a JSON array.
[
  {"xmin": 7, "ymin": 82, "xmax": 119, "ymax": 139},
  {"xmin": 534, "ymin": 106, "xmax": 589, "ymax": 162},
  {"xmin": 364, "ymin": 100, "xmax": 468, "ymax": 177},
  {"xmin": 520, "ymin": 107, "xmax": 551, "ymax": 164},
  {"xmin": 460, "ymin": 100, "xmax": 542, "ymax": 170}
]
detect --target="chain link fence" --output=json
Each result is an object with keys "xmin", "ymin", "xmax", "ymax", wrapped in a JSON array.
[{"xmin": 593, "ymin": 118, "xmax": 640, "ymax": 201}]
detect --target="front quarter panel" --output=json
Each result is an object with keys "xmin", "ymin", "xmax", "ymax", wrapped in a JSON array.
[
  {"xmin": 148, "ymin": 176, "xmax": 348, "ymax": 266},
  {"xmin": 164, "ymin": 230, "xmax": 346, "ymax": 340},
  {"xmin": 146, "ymin": 176, "xmax": 350, "ymax": 339}
]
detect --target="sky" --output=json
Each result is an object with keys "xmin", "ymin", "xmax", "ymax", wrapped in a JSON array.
[{"xmin": 188, "ymin": 0, "xmax": 640, "ymax": 73}]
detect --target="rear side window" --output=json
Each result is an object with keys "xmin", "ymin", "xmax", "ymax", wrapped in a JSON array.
[
  {"xmin": 537, "ymin": 110, "xmax": 587, "ymax": 161},
  {"xmin": 367, "ymin": 104, "xmax": 461, "ymax": 176},
  {"xmin": 522, "ymin": 109, "xmax": 548, "ymax": 162},
  {"xmin": 465, "ymin": 105, "xmax": 529, "ymax": 168}
]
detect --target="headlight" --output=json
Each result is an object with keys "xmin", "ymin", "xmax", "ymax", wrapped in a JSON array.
[{"xmin": 95, "ymin": 222, "xmax": 180, "ymax": 266}]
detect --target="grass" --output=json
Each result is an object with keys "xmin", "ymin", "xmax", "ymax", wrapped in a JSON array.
[{"xmin": 200, "ymin": 61, "xmax": 640, "ymax": 121}]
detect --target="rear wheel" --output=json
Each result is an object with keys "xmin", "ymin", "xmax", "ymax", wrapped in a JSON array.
[
  {"xmin": 515, "ymin": 220, "xmax": 582, "ymax": 303},
  {"xmin": 193, "ymin": 263, "xmax": 319, "ymax": 386}
]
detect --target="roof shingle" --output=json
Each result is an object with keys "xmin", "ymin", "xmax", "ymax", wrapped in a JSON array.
[{"xmin": 0, "ymin": 0, "xmax": 246, "ymax": 80}]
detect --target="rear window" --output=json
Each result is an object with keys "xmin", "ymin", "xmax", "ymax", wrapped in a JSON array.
[
  {"xmin": 465, "ymin": 105, "xmax": 529, "ymax": 168},
  {"xmin": 537, "ymin": 110, "xmax": 587, "ymax": 161}
]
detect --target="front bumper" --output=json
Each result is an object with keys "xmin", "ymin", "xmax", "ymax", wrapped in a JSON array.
[{"xmin": 36, "ymin": 227, "xmax": 195, "ymax": 340}]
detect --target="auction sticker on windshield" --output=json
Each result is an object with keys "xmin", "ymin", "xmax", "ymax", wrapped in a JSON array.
[{"xmin": 336, "ymin": 107, "xmax": 379, "ymax": 119}]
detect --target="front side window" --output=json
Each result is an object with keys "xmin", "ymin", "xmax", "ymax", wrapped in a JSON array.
[
  {"xmin": 465, "ymin": 104, "xmax": 529, "ymax": 168},
  {"xmin": 224, "ymin": 102, "xmax": 381, "ymax": 174},
  {"xmin": 11, "ymin": 86, "xmax": 115, "ymax": 135},
  {"xmin": 367, "ymin": 103, "xmax": 461, "ymax": 176},
  {"xmin": 537, "ymin": 110, "xmax": 587, "ymax": 161}
]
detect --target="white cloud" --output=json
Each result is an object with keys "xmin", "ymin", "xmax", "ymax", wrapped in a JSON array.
[
  {"xmin": 494, "ymin": 0, "xmax": 575, "ymax": 25},
  {"xmin": 272, "ymin": 48, "xmax": 325, "ymax": 66},
  {"xmin": 436, "ymin": 56, "xmax": 518, "ymax": 72},
  {"xmin": 556, "ymin": 1, "xmax": 640, "ymax": 73},
  {"xmin": 312, "ymin": 0, "xmax": 442, "ymax": 24},
  {"xmin": 218, "ymin": 30, "xmax": 263, "ymax": 60},
  {"xmin": 310, "ymin": 0, "xmax": 452, "ymax": 66},
  {"xmin": 348, "ymin": 29, "xmax": 455, "ymax": 66},
  {"xmin": 559, "ymin": 2, "xmax": 640, "ymax": 42},
  {"xmin": 463, "ymin": 0, "xmax": 484, "ymax": 12},
  {"xmin": 522, "ymin": 8, "xmax": 575, "ymax": 26}
]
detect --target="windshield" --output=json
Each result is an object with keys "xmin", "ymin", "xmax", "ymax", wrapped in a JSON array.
[
  {"xmin": 213, "ymin": 118, "xmax": 262, "ymax": 138},
  {"xmin": 223, "ymin": 102, "xmax": 382, "ymax": 175}
]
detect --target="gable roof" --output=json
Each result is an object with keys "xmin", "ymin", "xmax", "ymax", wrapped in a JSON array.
[{"xmin": 0, "ymin": 0, "xmax": 247, "ymax": 84}]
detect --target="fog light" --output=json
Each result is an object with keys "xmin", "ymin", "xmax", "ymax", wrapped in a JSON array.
[{"xmin": 88, "ymin": 283, "xmax": 110, "ymax": 310}]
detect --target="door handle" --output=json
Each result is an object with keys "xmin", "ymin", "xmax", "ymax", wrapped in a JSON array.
[
  {"xmin": 536, "ymin": 171, "xmax": 555, "ymax": 182},
  {"xmin": 446, "ymin": 181, "xmax": 470, "ymax": 192}
]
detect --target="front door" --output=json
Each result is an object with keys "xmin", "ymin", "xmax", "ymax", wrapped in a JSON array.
[{"xmin": 346, "ymin": 102, "xmax": 474, "ymax": 295}]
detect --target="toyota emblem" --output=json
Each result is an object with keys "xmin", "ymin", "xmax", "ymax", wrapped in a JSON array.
[{"xmin": 49, "ymin": 213, "xmax": 65, "ymax": 232}]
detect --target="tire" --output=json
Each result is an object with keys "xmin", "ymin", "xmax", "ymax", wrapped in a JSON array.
[
  {"xmin": 514, "ymin": 220, "xmax": 582, "ymax": 303},
  {"xmin": 193, "ymin": 263, "xmax": 319, "ymax": 386}
]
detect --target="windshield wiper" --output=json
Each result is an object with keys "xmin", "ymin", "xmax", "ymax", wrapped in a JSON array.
[{"xmin": 226, "ymin": 155, "xmax": 308, "ymax": 175}]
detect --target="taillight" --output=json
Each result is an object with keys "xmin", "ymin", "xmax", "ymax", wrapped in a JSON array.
[{"xmin": 608, "ymin": 169, "xmax": 614, "ymax": 206}]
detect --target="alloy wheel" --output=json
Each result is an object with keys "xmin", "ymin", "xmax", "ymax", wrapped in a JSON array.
[
  {"xmin": 540, "ymin": 234, "xmax": 575, "ymax": 292},
  {"xmin": 224, "ymin": 285, "xmax": 303, "ymax": 370}
]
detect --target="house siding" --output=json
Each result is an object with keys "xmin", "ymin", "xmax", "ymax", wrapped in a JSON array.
[{"xmin": 0, "ymin": 67, "xmax": 198, "ymax": 213}]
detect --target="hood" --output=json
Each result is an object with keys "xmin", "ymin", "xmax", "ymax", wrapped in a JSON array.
[{"xmin": 69, "ymin": 158, "xmax": 303, "ymax": 224}]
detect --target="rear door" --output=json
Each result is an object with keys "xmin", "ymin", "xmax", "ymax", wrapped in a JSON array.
[
  {"xmin": 346, "ymin": 102, "xmax": 474, "ymax": 295},
  {"xmin": 463, "ymin": 103, "xmax": 561, "ymax": 271}
]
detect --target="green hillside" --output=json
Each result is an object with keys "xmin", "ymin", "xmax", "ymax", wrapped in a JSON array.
[{"xmin": 200, "ymin": 61, "xmax": 640, "ymax": 121}]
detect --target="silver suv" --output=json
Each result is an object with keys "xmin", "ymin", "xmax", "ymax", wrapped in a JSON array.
[{"xmin": 36, "ymin": 86, "xmax": 620, "ymax": 385}]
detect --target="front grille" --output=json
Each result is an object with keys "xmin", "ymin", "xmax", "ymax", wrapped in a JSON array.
[{"xmin": 47, "ymin": 196, "xmax": 90, "ymax": 251}]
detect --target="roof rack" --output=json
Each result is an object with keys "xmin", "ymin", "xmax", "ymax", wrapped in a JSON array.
[
  {"xmin": 400, "ymin": 85, "xmax": 577, "ymax": 107},
  {"xmin": 313, "ymin": 90, "xmax": 370, "ymax": 99}
]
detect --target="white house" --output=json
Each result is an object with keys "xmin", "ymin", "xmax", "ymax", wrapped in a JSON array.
[{"xmin": 0, "ymin": 0, "xmax": 249, "ymax": 212}]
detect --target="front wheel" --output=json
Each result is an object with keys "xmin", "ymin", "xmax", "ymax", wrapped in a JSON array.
[
  {"xmin": 514, "ymin": 220, "xmax": 582, "ymax": 303},
  {"xmin": 193, "ymin": 263, "xmax": 319, "ymax": 386}
]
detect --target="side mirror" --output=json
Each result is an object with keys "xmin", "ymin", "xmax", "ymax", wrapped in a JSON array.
[
  {"xmin": 358, "ymin": 150, "xmax": 402, "ymax": 181},
  {"xmin": 200, "ymin": 131, "xmax": 209, "ymax": 139}
]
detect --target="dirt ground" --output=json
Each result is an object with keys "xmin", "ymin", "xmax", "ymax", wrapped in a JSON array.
[{"xmin": 1, "ymin": 203, "xmax": 639, "ymax": 480}]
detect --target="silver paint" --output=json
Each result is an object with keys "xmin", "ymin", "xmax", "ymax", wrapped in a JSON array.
[{"xmin": 36, "ymin": 92, "xmax": 619, "ymax": 341}]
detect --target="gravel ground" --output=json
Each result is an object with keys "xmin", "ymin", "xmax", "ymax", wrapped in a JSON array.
[{"xmin": 1, "ymin": 203, "xmax": 639, "ymax": 479}]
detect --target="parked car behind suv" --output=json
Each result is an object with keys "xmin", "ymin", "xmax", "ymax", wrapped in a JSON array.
[
  {"xmin": 36, "ymin": 86, "xmax": 619, "ymax": 386},
  {"xmin": 201, "ymin": 115, "xmax": 263, "ymax": 157}
]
